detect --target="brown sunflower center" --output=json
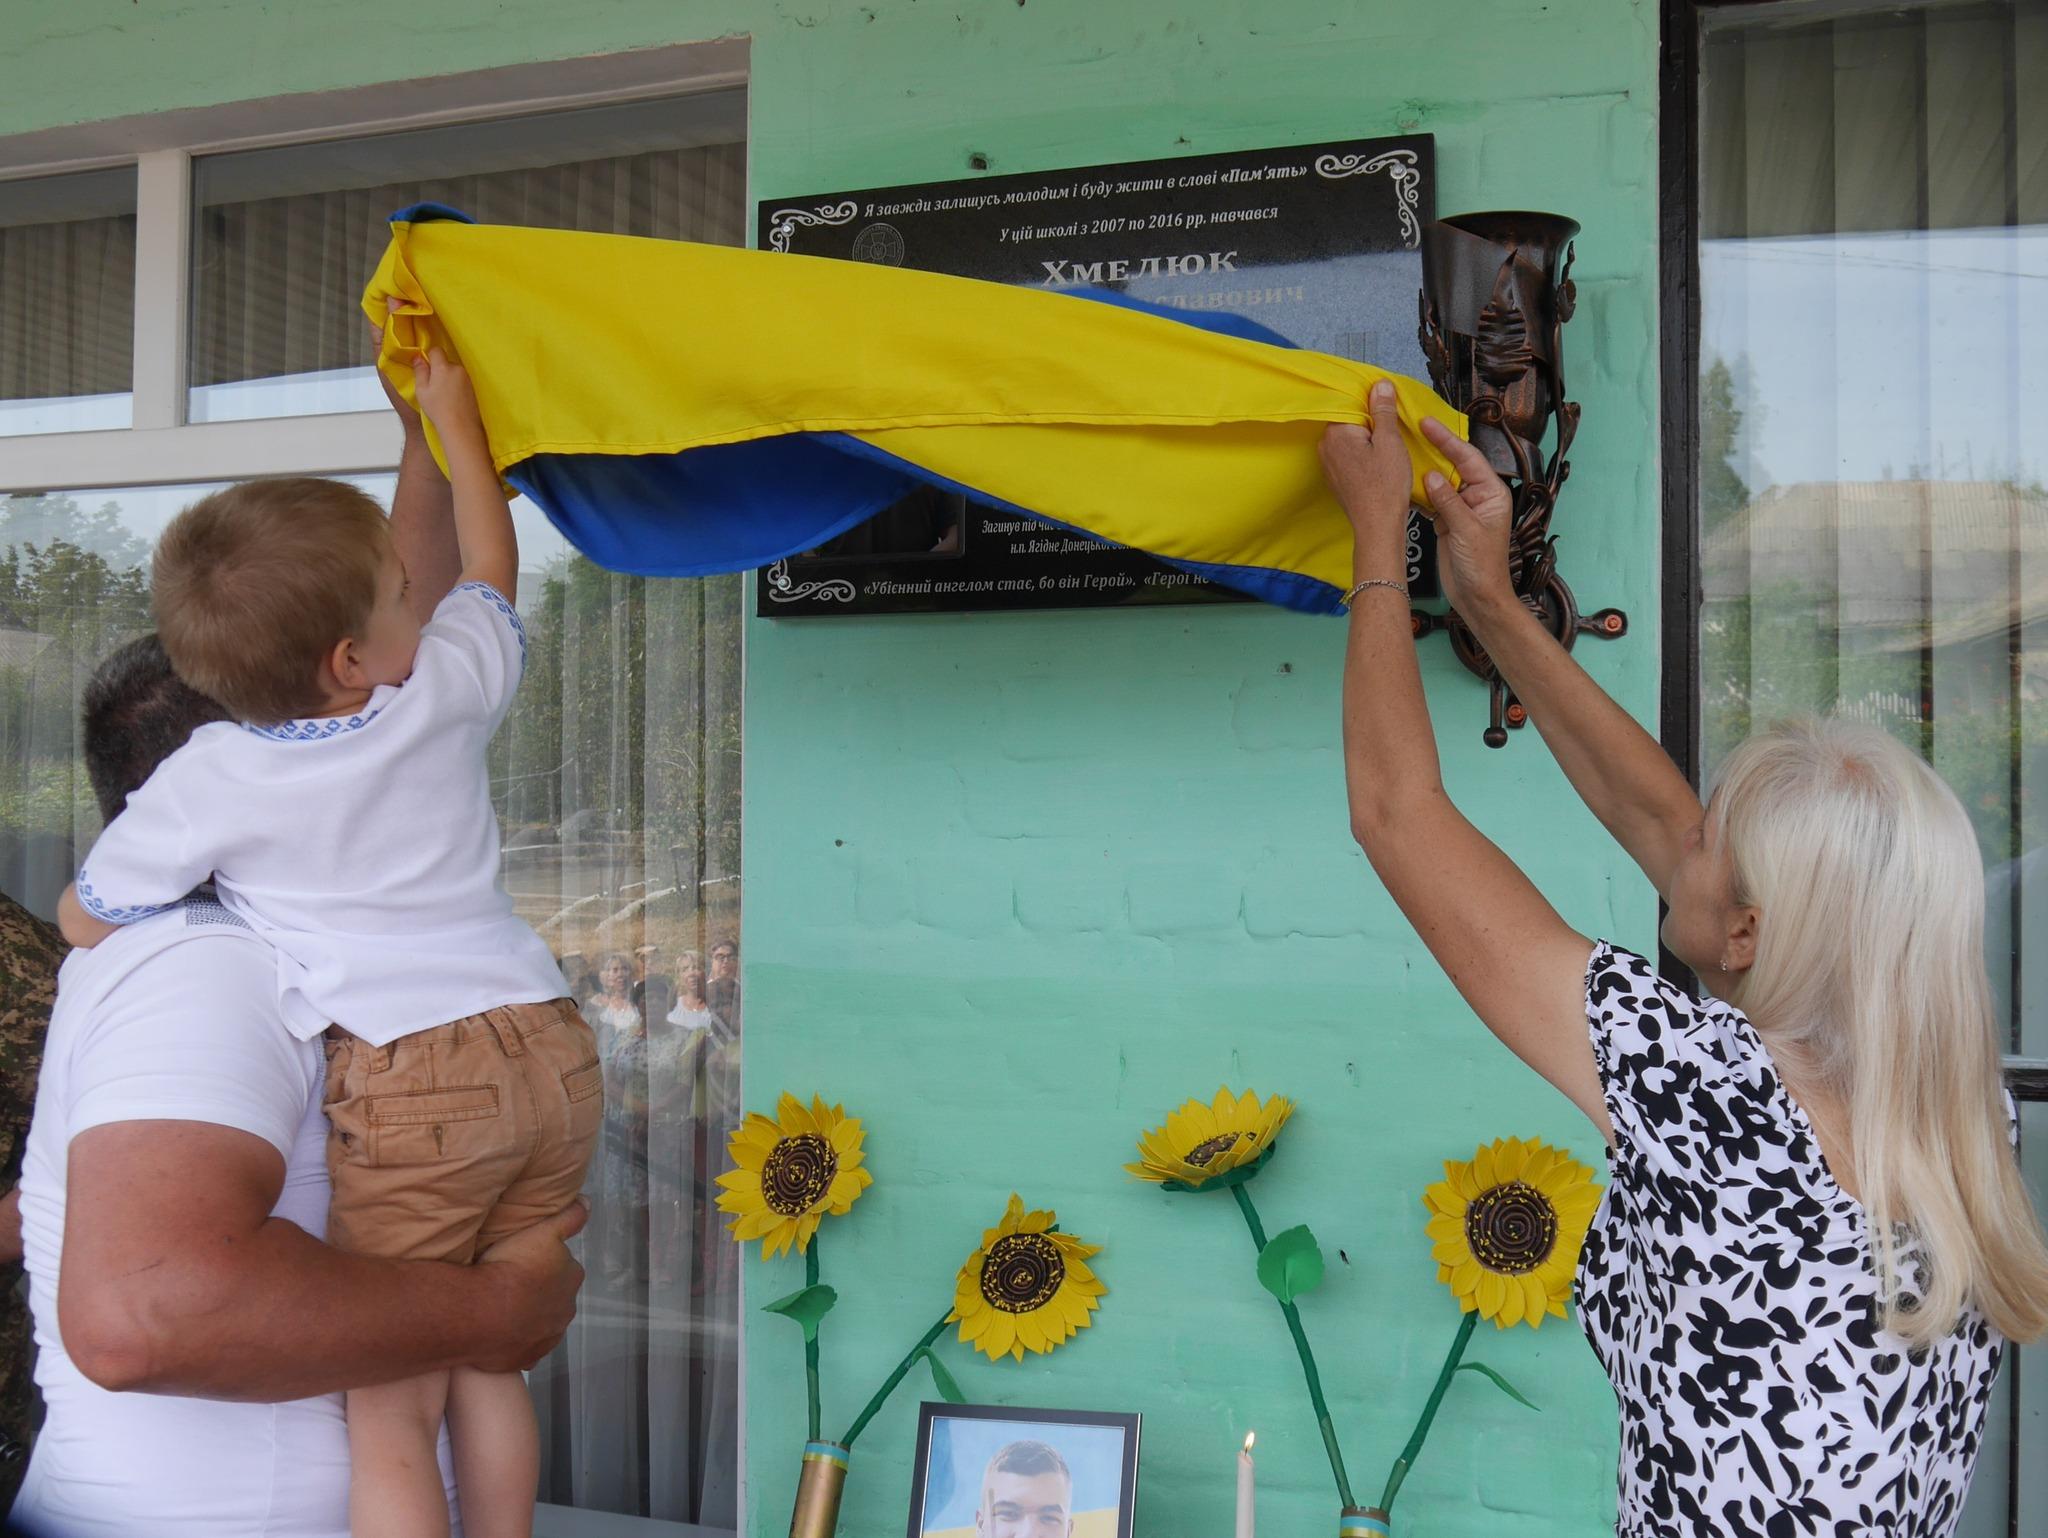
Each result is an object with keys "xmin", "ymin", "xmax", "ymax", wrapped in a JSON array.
[
  {"xmin": 1186, "ymin": 1133, "xmax": 1246, "ymax": 1168},
  {"xmin": 1463, "ymin": 1180, "xmax": 1558, "ymax": 1276},
  {"xmin": 761, "ymin": 1133, "xmax": 837, "ymax": 1217},
  {"xmin": 979, "ymin": 1232, "xmax": 1067, "ymax": 1314}
]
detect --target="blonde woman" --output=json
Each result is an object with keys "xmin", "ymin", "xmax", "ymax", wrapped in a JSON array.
[{"xmin": 1323, "ymin": 382, "xmax": 2048, "ymax": 1535}]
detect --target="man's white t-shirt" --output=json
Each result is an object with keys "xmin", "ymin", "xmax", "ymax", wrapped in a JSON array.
[
  {"xmin": 13, "ymin": 898, "xmax": 456, "ymax": 1537},
  {"xmin": 72, "ymin": 583, "xmax": 565, "ymax": 1046}
]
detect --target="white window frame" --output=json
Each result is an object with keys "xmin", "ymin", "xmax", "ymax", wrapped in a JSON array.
[
  {"xmin": 0, "ymin": 38, "xmax": 749, "ymax": 496},
  {"xmin": 0, "ymin": 40, "xmax": 752, "ymax": 1537}
]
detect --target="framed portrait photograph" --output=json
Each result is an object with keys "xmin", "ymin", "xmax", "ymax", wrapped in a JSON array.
[{"xmin": 906, "ymin": 1402, "xmax": 1141, "ymax": 1538}]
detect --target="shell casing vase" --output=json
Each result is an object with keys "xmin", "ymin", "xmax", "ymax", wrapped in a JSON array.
[{"xmin": 788, "ymin": 1441, "xmax": 850, "ymax": 1538}]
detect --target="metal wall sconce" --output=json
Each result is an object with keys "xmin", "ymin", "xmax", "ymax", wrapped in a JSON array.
[{"xmin": 1414, "ymin": 212, "xmax": 1627, "ymax": 747}]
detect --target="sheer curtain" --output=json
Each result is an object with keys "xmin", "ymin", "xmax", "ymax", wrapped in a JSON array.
[
  {"xmin": 508, "ymin": 561, "xmax": 746, "ymax": 1529},
  {"xmin": 1697, "ymin": 2, "xmax": 2047, "ymax": 1528},
  {"xmin": 191, "ymin": 138, "xmax": 746, "ymax": 415},
  {"xmin": 0, "ymin": 166, "xmax": 136, "ymax": 433}
]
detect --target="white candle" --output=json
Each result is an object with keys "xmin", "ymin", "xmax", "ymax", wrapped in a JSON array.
[{"xmin": 1236, "ymin": 1431, "xmax": 1255, "ymax": 1538}]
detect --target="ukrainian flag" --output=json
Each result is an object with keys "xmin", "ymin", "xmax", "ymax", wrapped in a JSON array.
[{"xmin": 360, "ymin": 204, "xmax": 1465, "ymax": 614}]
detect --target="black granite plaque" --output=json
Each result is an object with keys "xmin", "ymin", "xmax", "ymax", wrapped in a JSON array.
[{"xmin": 755, "ymin": 133, "xmax": 1436, "ymax": 617}]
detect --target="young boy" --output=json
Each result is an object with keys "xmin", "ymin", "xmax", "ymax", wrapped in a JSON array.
[{"xmin": 57, "ymin": 346, "xmax": 597, "ymax": 1538}]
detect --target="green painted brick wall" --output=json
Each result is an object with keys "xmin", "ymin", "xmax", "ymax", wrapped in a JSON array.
[{"xmin": 7, "ymin": 3, "xmax": 1662, "ymax": 1534}]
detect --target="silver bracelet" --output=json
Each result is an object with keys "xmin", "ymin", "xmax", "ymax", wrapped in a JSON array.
[{"xmin": 1341, "ymin": 577, "xmax": 1408, "ymax": 608}]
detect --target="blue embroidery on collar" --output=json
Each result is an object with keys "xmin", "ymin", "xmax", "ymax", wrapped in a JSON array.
[
  {"xmin": 245, "ymin": 704, "xmax": 388, "ymax": 741},
  {"xmin": 453, "ymin": 581, "xmax": 528, "ymax": 667}
]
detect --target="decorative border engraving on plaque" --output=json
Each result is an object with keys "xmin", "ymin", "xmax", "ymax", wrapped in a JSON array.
[
  {"xmin": 1312, "ymin": 151, "xmax": 1422, "ymax": 248},
  {"xmin": 764, "ymin": 559, "xmax": 857, "ymax": 605},
  {"xmin": 766, "ymin": 200, "xmax": 860, "ymax": 254}
]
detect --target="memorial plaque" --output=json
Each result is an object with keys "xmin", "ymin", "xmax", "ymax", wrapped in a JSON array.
[{"xmin": 756, "ymin": 133, "xmax": 1437, "ymax": 617}]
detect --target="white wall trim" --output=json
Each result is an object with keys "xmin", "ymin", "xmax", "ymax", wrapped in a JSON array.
[
  {"xmin": 0, "ymin": 39, "xmax": 749, "ymax": 178},
  {"xmin": 1, "ymin": 414, "xmax": 402, "ymax": 492}
]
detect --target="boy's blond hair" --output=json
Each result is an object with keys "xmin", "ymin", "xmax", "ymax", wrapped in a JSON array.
[{"xmin": 152, "ymin": 478, "xmax": 391, "ymax": 726}]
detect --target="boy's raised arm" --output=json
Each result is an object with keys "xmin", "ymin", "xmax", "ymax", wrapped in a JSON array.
[{"xmin": 410, "ymin": 349, "xmax": 518, "ymax": 606}]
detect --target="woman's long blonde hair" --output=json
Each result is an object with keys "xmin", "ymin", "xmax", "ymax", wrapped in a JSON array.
[{"xmin": 1713, "ymin": 718, "xmax": 2048, "ymax": 1348}]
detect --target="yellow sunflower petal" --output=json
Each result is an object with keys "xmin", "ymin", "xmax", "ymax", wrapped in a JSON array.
[
  {"xmin": 1451, "ymin": 1257, "xmax": 1483, "ymax": 1300},
  {"xmin": 1492, "ymin": 1139, "xmax": 1528, "ymax": 1184},
  {"xmin": 1497, "ymin": 1274, "xmax": 1525, "ymax": 1327},
  {"xmin": 1477, "ymin": 1269, "xmax": 1506, "ymax": 1319}
]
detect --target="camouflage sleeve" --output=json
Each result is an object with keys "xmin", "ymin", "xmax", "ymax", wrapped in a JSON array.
[
  {"xmin": 0, "ymin": 893, "xmax": 60, "ymax": 1490},
  {"xmin": 0, "ymin": 894, "xmax": 61, "ymax": 1185}
]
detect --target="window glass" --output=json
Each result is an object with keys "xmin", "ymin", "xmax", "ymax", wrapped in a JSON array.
[
  {"xmin": 1698, "ymin": 5, "xmax": 2046, "ymax": 1525},
  {"xmin": 188, "ymin": 89, "xmax": 745, "ymax": 422},
  {"xmin": 1698, "ymin": 0, "xmax": 2047, "ymax": 1058},
  {"xmin": 0, "ymin": 166, "xmax": 136, "ymax": 436},
  {"xmin": 0, "ymin": 471, "xmax": 743, "ymax": 1530}
]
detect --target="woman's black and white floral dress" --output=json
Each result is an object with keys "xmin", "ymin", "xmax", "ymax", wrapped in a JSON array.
[{"xmin": 1577, "ymin": 943, "xmax": 2006, "ymax": 1537}]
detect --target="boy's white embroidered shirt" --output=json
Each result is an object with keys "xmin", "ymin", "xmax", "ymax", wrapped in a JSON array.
[{"xmin": 77, "ymin": 583, "xmax": 566, "ymax": 1045}]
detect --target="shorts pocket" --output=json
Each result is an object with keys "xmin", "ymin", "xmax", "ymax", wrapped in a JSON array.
[
  {"xmin": 364, "ymin": 1084, "xmax": 505, "ymax": 1169},
  {"xmin": 563, "ymin": 1059, "xmax": 603, "ymax": 1105}
]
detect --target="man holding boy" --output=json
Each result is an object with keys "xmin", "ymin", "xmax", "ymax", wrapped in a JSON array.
[{"xmin": 10, "ymin": 380, "xmax": 585, "ymax": 1537}]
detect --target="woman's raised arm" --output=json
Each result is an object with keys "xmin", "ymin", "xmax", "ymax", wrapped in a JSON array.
[
  {"xmin": 1415, "ymin": 418, "xmax": 1704, "ymax": 900},
  {"xmin": 1326, "ymin": 387, "xmax": 1604, "ymax": 1133}
]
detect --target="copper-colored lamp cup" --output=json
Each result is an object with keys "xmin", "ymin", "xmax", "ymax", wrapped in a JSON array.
[{"xmin": 788, "ymin": 1442, "xmax": 850, "ymax": 1538}]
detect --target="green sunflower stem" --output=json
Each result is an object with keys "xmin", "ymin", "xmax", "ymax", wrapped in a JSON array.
[
  {"xmin": 804, "ymin": 1238, "xmax": 822, "ymax": 1442},
  {"xmin": 1231, "ymin": 1183, "xmax": 1354, "ymax": 1510},
  {"xmin": 840, "ymin": 1310, "xmax": 953, "ymax": 1450},
  {"xmin": 1379, "ymin": 1308, "xmax": 1480, "ymax": 1512}
]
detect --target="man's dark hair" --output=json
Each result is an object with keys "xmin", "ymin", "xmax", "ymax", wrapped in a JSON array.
[{"xmin": 81, "ymin": 634, "xmax": 230, "ymax": 822}]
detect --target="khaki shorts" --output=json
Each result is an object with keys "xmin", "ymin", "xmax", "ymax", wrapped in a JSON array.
[{"xmin": 323, "ymin": 998, "xmax": 603, "ymax": 1264}]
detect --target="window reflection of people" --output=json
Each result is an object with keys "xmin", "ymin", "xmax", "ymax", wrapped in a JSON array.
[
  {"xmin": 583, "ymin": 953, "xmax": 642, "ymax": 1037},
  {"xmin": 975, "ymin": 1441, "xmax": 1073, "ymax": 1538},
  {"xmin": 631, "ymin": 943, "xmax": 667, "ymax": 1023},
  {"xmin": 665, "ymin": 950, "xmax": 717, "ymax": 1032},
  {"xmin": 649, "ymin": 950, "xmax": 721, "ymax": 1290},
  {"xmin": 557, "ymin": 950, "xmax": 596, "ymax": 1004},
  {"xmin": 707, "ymin": 938, "xmax": 740, "ymax": 1031},
  {"xmin": 590, "ymin": 953, "xmax": 648, "ymax": 1285}
]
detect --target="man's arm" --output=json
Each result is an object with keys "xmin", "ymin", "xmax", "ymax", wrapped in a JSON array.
[{"xmin": 59, "ymin": 1120, "xmax": 583, "ymax": 1400}]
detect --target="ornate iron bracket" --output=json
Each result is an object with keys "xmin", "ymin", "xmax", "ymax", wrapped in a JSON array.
[{"xmin": 1414, "ymin": 212, "xmax": 1626, "ymax": 747}]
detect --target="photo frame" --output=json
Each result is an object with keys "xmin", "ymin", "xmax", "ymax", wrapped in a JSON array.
[{"xmin": 906, "ymin": 1402, "xmax": 1141, "ymax": 1538}]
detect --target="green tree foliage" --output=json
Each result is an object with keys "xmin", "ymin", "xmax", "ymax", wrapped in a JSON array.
[
  {"xmin": 489, "ymin": 554, "xmax": 743, "ymax": 930},
  {"xmin": 1699, "ymin": 358, "xmax": 1750, "ymax": 534},
  {"xmin": 1704, "ymin": 581, "xmax": 2044, "ymax": 872},
  {"xmin": 0, "ymin": 496, "xmax": 154, "ymax": 842}
]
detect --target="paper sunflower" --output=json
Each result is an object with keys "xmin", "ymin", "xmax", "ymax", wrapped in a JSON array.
[
  {"xmin": 1423, "ymin": 1136, "xmax": 1600, "ymax": 1329},
  {"xmin": 949, "ymin": 1194, "xmax": 1105, "ymax": 1362},
  {"xmin": 1126, "ymin": 1086, "xmax": 1295, "ymax": 1188},
  {"xmin": 716, "ymin": 1093, "xmax": 873, "ymax": 1259}
]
